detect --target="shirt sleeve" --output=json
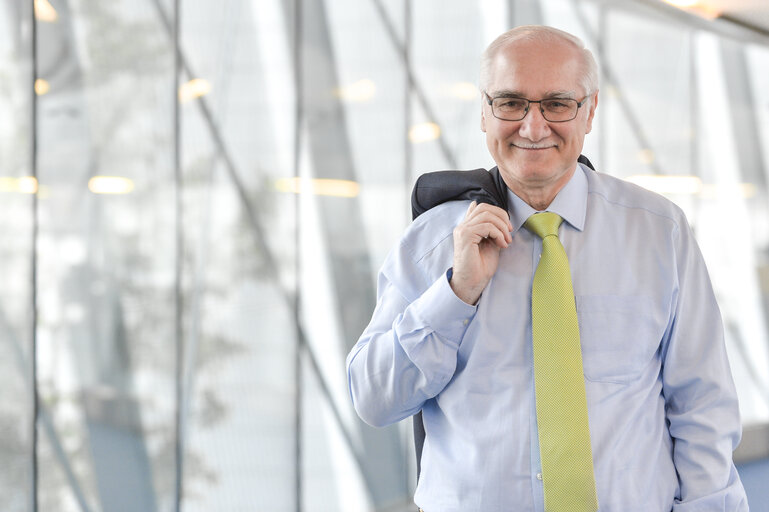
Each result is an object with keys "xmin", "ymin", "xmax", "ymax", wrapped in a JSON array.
[
  {"xmin": 346, "ymin": 248, "xmax": 477, "ymax": 428},
  {"xmin": 661, "ymin": 219, "xmax": 749, "ymax": 511}
]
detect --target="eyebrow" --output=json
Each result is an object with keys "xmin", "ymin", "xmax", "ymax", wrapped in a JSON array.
[{"xmin": 489, "ymin": 89, "xmax": 577, "ymax": 99}]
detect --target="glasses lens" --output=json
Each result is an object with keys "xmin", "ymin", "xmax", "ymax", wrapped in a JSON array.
[
  {"xmin": 541, "ymin": 99, "xmax": 578, "ymax": 121},
  {"xmin": 492, "ymin": 98, "xmax": 528, "ymax": 121}
]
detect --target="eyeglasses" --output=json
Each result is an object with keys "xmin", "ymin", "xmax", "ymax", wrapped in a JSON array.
[{"xmin": 484, "ymin": 93, "xmax": 590, "ymax": 122}]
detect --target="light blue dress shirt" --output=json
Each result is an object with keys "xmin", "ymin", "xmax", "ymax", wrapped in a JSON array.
[{"xmin": 347, "ymin": 164, "xmax": 748, "ymax": 511}]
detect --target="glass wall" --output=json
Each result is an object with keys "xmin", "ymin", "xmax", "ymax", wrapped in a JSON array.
[
  {"xmin": 0, "ymin": 3, "xmax": 34, "ymax": 510},
  {"xmin": 0, "ymin": 0, "xmax": 767, "ymax": 510}
]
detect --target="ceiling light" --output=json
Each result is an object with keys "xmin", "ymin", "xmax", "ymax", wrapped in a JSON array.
[
  {"xmin": 34, "ymin": 0, "xmax": 58, "ymax": 22},
  {"xmin": 35, "ymin": 79, "xmax": 50, "ymax": 95},
  {"xmin": 409, "ymin": 122, "xmax": 441, "ymax": 143},
  {"xmin": 447, "ymin": 82, "xmax": 479, "ymax": 101},
  {"xmin": 636, "ymin": 149, "xmax": 655, "ymax": 165},
  {"xmin": 274, "ymin": 178, "xmax": 360, "ymax": 198},
  {"xmin": 178, "ymin": 78, "xmax": 211, "ymax": 103},
  {"xmin": 334, "ymin": 79, "xmax": 376, "ymax": 103},
  {"xmin": 88, "ymin": 176, "xmax": 134, "ymax": 195},
  {"xmin": 662, "ymin": 0, "xmax": 699, "ymax": 7},
  {"xmin": 660, "ymin": 0, "xmax": 721, "ymax": 19},
  {"xmin": 0, "ymin": 177, "xmax": 39, "ymax": 194},
  {"xmin": 18, "ymin": 176, "xmax": 39, "ymax": 194}
]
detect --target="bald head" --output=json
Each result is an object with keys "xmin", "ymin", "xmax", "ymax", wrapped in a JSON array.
[{"xmin": 479, "ymin": 25, "xmax": 599, "ymax": 98}]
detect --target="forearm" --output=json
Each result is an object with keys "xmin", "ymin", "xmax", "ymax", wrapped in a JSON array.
[
  {"xmin": 663, "ymin": 222, "xmax": 748, "ymax": 510},
  {"xmin": 347, "ymin": 271, "xmax": 476, "ymax": 427},
  {"xmin": 667, "ymin": 372, "xmax": 746, "ymax": 511}
]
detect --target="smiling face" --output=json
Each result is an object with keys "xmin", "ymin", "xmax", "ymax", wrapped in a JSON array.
[{"xmin": 481, "ymin": 38, "xmax": 598, "ymax": 209}]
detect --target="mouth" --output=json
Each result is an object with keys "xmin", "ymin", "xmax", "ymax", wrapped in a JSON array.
[{"xmin": 511, "ymin": 143, "xmax": 557, "ymax": 150}]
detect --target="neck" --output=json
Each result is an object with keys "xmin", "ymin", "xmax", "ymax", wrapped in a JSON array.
[{"xmin": 501, "ymin": 165, "xmax": 576, "ymax": 211}]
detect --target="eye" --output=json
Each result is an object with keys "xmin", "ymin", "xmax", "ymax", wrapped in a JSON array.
[
  {"xmin": 495, "ymin": 98, "xmax": 527, "ymax": 111},
  {"xmin": 543, "ymin": 99, "xmax": 572, "ymax": 112}
]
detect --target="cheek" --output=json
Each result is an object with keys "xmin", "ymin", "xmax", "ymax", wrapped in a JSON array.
[
  {"xmin": 488, "ymin": 124, "xmax": 516, "ymax": 144},
  {"xmin": 555, "ymin": 127, "xmax": 579, "ymax": 145}
]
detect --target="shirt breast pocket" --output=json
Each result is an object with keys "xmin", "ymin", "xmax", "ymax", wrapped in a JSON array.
[{"xmin": 575, "ymin": 295, "xmax": 664, "ymax": 384}]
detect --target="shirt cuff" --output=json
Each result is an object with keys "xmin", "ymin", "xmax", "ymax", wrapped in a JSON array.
[{"xmin": 410, "ymin": 268, "xmax": 477, "ymax": 348}]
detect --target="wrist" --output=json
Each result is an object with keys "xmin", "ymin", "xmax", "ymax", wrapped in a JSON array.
[{"xmin": 448, "ymin": 267, "xmax": 483, "ymax": 305}]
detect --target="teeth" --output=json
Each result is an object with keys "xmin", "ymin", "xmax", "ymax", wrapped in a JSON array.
[{"xmin": 515, "ymin": 144, "xmax": 552, "ymax": 149}]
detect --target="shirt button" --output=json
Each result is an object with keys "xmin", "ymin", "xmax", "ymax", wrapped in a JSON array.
[
  {"xmin": 536, "ymin": 473, "xmax": 543, "ymax": 481},
  {"xmin": 463, "ymin": 319, "xmax": 469, "ymax": 325}
]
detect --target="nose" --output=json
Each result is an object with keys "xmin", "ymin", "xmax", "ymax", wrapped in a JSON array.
[{"xmin": 518, "ymin": 103, "xmax": 551, "ymax": 142}]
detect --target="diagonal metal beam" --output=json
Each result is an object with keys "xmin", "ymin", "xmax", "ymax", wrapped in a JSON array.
[
  {"xmin": 0, "ymin": 307, "xmax": 93, "ymax": 512},
  {"xmin": 719, "ymin": 39, "xmax": 768, "ymax": 189},
  {"xmin": 147, "ymin": 1, "xmax": 377, "ymax": 508},
  {"xmin": 369, "ymin": 0, "xmax": 458, "ymax": 169},
  {"xmin": 33, "ymin": 1, "xmax": 159, "ymax": 509},
  {"xmin": 571, "ymin": 0, "xmax": 664, "ymax": 175},
  {"xmin": 30, "ymin": 0, "xmax": 40, "ymax": 508},
  {"xmin": 290, "ymin": 0, "xmax": 302, "ymax": 509},
  {"xmin": 631, "ymin": 0, "xmax": 769, "ymax": 47},
  {"xmin": 171, "ymin": 0, "xmax": 184, "ymax": 509},
  {"xmin": 717, "ymin": 38, "xmax": 769, "ymax": 410},
  {"xmin": 287, "ymin": 0, "xmax": 409, "ymax": 507}
]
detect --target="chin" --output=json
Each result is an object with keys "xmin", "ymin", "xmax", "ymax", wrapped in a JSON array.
[
  {"xmin": 511, "ymin": 158, "xmax": 556, "ymax": 177},
  {"xmin": 505, "ymin": 160, "xmax": 572, "ymax": 185}
]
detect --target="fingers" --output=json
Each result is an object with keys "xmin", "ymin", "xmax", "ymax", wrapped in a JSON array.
[
  {"xmin": 460, "ymin": 201, "xmax": 513, "ymax": 247},
  {"xmin": 466, "ymin": 201, "xmax": 513, "ymax": 231},
  {"xmin": 450, "ymin": 201, "xmax": 512, "ymax": 305}
]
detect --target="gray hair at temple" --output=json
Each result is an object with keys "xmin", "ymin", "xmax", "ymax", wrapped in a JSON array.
[{"xmin": 479, "ymin": 25, "xmax": 599, "ymax": 101}]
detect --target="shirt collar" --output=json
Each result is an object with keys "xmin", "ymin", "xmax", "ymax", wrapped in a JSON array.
[{"xmin": 507, "ymin": 163, "xmax": 588, "ymax": 235}]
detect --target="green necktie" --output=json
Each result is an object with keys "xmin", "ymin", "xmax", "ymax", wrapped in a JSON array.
[{"xmin": 525, "ymin": 212, "xmax": 598, "ymax": 512}]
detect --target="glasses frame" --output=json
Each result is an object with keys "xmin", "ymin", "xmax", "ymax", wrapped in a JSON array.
[{"xmin": 484, "ymin": 92, "xmax": 590, "ymax": 123}]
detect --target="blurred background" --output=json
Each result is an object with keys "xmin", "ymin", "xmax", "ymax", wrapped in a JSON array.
[{"xmin": 1, "ymin": 0, "xmax": 768, "ymax": 510}]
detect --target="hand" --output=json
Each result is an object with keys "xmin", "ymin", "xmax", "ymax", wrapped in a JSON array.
[{"xmin": 450, "ymin": 201, "xmax": 512, "ymax": 305}]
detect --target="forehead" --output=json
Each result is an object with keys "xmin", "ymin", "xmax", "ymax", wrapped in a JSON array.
[{"xmin": 486, "ymin": 39, "xmax": 583, "ymax": 96}]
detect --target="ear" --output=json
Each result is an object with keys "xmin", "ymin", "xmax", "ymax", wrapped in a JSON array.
[
  {"xmin": 584, "ymin": 90, "xmax": 599, "ymax": 134},
  {"xmin": 481, "ymin": 102, "xmax": 487, "ymax": 133}
]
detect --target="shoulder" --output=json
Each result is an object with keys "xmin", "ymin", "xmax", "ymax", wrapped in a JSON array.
[
  {"xmin": 401, "ymin": 200, "xmax": 469, "ymax": 262},
  {"xmin": 584, "ymin": 169, "xmax": 688, "ymax": 233},
  {"xmin": 378, "ymin": 200, "xmax": 468, "ymax": 297}
]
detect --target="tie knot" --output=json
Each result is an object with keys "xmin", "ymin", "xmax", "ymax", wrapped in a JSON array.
[{"xmin": 524, "ymin": 212, "xmax": 563, "ymax": 239}]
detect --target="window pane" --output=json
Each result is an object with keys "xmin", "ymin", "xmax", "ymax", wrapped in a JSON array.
[
  {"xmin": 0, "ymin": 3, "xmax": 34, "ymax": 510},
  {"xmin": 35, "ymin": 1, "xmax": 176, "ymax": 509}
]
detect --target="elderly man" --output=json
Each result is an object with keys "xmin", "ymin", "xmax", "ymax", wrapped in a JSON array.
[{"xmin": 346, "ymin": 25, "xmax": 747, "ymax": 511}]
